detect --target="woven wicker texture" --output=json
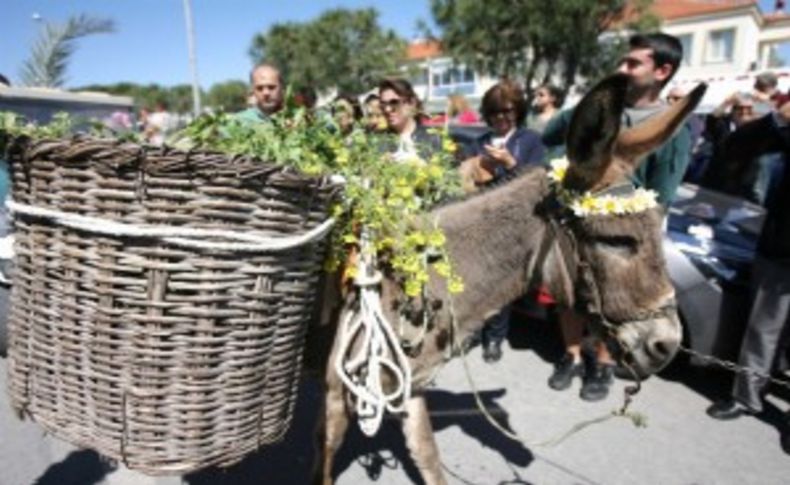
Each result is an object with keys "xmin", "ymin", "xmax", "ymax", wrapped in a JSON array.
[{"xmin": 5, "ymin": 136, "xmax": 338, "ymax": 474}]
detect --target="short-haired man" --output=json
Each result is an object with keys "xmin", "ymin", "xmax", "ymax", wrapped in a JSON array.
[
  {"xmin": 542, "ymin": 33, "xmax": 691, "ymax": 402},
  {"xmin": 236, "ymin": 64, "xmax": 284, "ymax": 122}
]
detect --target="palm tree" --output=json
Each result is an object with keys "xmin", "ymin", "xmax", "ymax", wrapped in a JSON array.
[{"xmin": 20, "ymin": 14, "xmax": 115, "ymax": 88}]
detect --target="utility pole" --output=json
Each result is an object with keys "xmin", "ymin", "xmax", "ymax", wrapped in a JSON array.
[{"xmin": 182, "ymin": 0, "xmax": 201, "ymax": 117}]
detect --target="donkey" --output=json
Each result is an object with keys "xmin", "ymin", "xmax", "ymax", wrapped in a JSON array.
[{"xmin": 313, "ymin": 74, "xmax": 706, "ymax": 485}]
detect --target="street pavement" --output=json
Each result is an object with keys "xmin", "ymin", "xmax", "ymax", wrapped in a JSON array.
[{"xmin": 2, "ymin": 315, "xmax": 789, "ymax": 485}]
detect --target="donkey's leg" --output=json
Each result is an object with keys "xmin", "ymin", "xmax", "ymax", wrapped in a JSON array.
[
  {"xmin": 401, "ymin": 394, "xmax": 447, "ymax": 485},
  {"xmin": 313, "ymin": 356, "xmax": 351, "ymax": 485}
]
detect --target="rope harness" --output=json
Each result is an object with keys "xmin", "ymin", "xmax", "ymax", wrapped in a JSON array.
[{"xmin": 332, "ymin": 230, "xmax": 413, "ymax": 436}]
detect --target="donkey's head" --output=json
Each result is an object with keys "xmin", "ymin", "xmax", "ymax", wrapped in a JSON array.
[{"xmin": 550, "ymin": 74, "xmax": 705, "ymax": 378}]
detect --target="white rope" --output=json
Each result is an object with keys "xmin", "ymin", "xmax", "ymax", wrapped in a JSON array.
[
  {"xmin": 6, "ymin": 199, "xmax": 335, "ymax": 252},
  {"xmin": 333, "ymin": 232, "xmax": 412, "ymax": 437}
]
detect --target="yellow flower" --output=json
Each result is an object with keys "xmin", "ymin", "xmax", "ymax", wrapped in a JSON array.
[
  {"xmin": 406, "ymin": 231, "xmax": 426, "ymax": 247},
  {"xmin": 343, "ymin": 264, "xmax": 359, "ymax": 281},
  {"xmin": 427, "ymin": 165, "xmax": 443, "ymax": 180},
  {"xmin": 376, "ymin": 237, "xmax": 395, "ymax": 250},
  {"xmin": 405, "ymin": 279, "xmax": 422, "ymax": 297},
  {"xmin": 427, "ymin": 230, "xmax": 446, "ymax": 247},
  {"xmin": 443, "ymin": 139, "xmax": 457, "ymax": 153},
  {"xmin": 448, "ymin": 276, "xmax": 465, "ymax": 294},
  {"xmin": 415, "ymin": 270, "xmax": 429, "ymax": 283},
  {"xmin": 433, "ymin": 260, "xmax": 451, "ymax": 277},
  {"xmin": 335, "ymin": 148, "xmax": 350, "ymax": 165},
  {"xmin": 397, "ymin": 185, "xmax": 414, "ymax": 199}
]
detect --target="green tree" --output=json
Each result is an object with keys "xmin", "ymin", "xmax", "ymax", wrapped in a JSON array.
[
  {"xmin": 206, "ymin": 80, "xmax": 248, "ymax": 112},
  {"xmin": 75, "ymin": 82, "xmax": 206, "ymax": 114},
  {"xmin": 249, "ymin": 8, "xmax": 406, "ymax": 94},
  {"xmin": 426, "ymin": 0, "xmax": 658, "ymax": 98},
  {"xmin": 21, "ymin": 14, "xmax": 116, "ymax": 88}
]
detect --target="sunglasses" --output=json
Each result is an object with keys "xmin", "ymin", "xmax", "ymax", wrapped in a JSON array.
[{"xmin": 380, "ymin": 98, "xmax": 404, "ymax": 110}]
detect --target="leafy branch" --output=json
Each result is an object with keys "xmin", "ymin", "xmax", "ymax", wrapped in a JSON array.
[{"xmin": 21, "ymin": 14, "xmax": 116, "ymax": 88}]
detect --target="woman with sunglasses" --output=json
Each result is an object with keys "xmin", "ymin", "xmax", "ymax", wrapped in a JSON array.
[
  {"xmin": 378, "ymin": 78, "xmax": 442, "ymax": 163},
  {"xmin": 460, "ymin": 81, "xmax": 546, "ymax": 363},
  {"xmin": 461, "ymin": 81, "xmax": 546, "ymax": 189}
]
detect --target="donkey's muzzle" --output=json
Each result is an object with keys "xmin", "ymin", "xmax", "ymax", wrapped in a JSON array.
[{"xmin": 612, "ymin": 311, "xmax": 682, "ymax": 379}]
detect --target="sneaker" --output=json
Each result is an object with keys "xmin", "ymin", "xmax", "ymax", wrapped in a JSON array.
[
  {"xmin": 548, "ymin": 353, "xmax": 584, "ymax": 391},
  {"xmin": 580, "ymin": 362, "xmax": 615, "ymax": 402}
]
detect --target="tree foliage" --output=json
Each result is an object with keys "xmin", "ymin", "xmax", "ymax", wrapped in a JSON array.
[
  {"xmin": 206, "ymin": 80, "xmax": 249, "ymax": 112},
  {"xmin": 21, "ymin": 14, "xmax": 116, "ymax": 88},
  {"xmin": 426, "ymin": 0, "xmax": 658, "ymax": 98},
  {"xmin": 75, "ymin": 82, "xmax": 203, "ymax": 113},
  {"xmin": 249, "ymin": 8, "xmax": 406, "ymax": 94}
]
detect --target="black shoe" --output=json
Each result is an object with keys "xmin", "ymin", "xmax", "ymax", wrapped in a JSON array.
[
  {"xmin": 548, "ymin": 353, "xmax": 584, "ymax": 391},
  {"xmin": 706, "ymin": 400, "xmax": 754, "ymax": 421},
  {"xmin": 580, "ymin": 362, "xmax": 615, "ymax": 402},
  {"xmin": 482, "ymin": 340, "xmax": 502, "ymax": 363},
  {"xmin": 781, "ymin": 429, "xmax": 790, "ymax": 455}
]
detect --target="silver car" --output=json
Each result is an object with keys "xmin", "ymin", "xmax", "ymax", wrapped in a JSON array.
[{"xmin": 665, "ymin": 183, "xmax": 764, "ymax": 362}]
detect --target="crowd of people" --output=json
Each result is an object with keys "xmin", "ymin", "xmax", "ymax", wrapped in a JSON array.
[{"xmin": 2, "ymin": 26, "xmax": 788, "ymax": 456}]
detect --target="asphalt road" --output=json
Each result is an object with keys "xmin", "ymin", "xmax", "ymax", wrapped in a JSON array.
[{"xmin": 2, "ymin": 315, "xmax": 789, "ymax": 485}]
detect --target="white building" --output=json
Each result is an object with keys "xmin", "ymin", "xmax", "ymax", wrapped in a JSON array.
[
  {"xmin": 404, "ymin": 0, "xmax": 790, "ymax": 113},
  {"xmin": 404, "ymin": 40, "xmax": 498, "ymax": 114},
  {"xmin": 656, "ymin": 0, "xmax": 790, "ymax": 110}
]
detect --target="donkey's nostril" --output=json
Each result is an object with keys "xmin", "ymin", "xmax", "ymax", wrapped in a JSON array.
[
  {"xmin": 654, "ymin": 341, "xmax": 669, "ymax": 356},
  {"xmin": 650, "ymin": 339, "xmax": 677, "ymax": 360}
]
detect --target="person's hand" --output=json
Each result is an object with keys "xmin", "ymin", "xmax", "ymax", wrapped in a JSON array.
[
  {"xmin": 483, "ymin": 144, "xmax": 517, "ymax": 170},
  {"xmin": 713, "ymin": 92, "xmax": 741, "ymax": 117}
]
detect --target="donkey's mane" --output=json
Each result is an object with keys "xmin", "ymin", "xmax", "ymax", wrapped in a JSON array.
[{"xmin": 432, "ymin": 162, "xmax": 547, "ymax": 211}]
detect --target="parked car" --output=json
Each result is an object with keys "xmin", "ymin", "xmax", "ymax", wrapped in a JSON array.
[{"xmin": 666, "ymin": 183, "xmax": 764, "ymax": 362}]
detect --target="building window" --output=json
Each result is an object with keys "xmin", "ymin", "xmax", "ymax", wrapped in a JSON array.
[
  {"xmin": 410, "ymin": 68, "xmax": 429, "ymax": 86},
  {"xmin": 431, "ymin": 65, "xmax": 475, "ymax": 97},
  {"xmin": 677, "ymin": 34, "xmax": 693, "ymax": 66},
  {"xmin": 706, "ymin": 29, "xmax": 735, "ymax": 63}
]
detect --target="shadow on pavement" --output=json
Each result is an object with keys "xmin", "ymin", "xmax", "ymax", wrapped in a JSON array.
[
  {"xmin": 184, "ymin": 380, "xmax": 321, "ymax": 485},
  {"xmin": 33, "ymin": 449, "xmax": 115, "ymax": 485},
  {"xmin": 184, "ymin": 375, "xmax": 536, "ymax": 484}
]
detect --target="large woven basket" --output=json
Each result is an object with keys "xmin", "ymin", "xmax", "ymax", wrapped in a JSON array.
[{"xmin": 4, "ymin": 136, "xmax": 339, "ymax": 474}]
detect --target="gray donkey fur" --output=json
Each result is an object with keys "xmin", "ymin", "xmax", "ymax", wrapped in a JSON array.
[{"xmin": 312, "ymin": 74, "xmax": 706, "ymax": 485}]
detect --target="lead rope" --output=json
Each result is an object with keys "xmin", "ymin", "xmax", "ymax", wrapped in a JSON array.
[
  {"xmin": 447, "ymin": 294, "xmax": 645, "ymax": 449},
  {"xmin": 333, "ymin": 228, "xmax": 413, "ymax": 436}
]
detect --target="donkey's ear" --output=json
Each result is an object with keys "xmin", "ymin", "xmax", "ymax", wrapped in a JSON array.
[
  {"xmin": 563, "ymin": 74, "xmax": 629, "ymax": 191},
  {"xmin": 613, "ymin": 83, "xmax": 707, "ymax": 167}
]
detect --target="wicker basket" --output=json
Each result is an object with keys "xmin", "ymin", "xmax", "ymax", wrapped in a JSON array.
[{"xmin": 4, "ymin": 136, "xmax": 339, "ymax": 474}]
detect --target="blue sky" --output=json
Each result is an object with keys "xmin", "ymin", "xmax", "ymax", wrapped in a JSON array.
[{"xmin": 1, "ymin": 0, "xmax": 786, "ymax": 89}]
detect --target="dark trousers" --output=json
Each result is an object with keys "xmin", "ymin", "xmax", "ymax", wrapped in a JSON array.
[
  {"xmin": 482, "ymin": 305, "xmax": 512, "ymax": 344},
  {"xmin": 733, "ymin": 257, "xmax": 790, "ymax": 412}
]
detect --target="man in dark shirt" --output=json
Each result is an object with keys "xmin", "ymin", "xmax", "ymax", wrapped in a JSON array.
[
  {"xmin": 706, "ymin": 104, "xmax": 790, "ymax": 455},
  {"xmin": 543, "ymin": 33, "xmax": 689, "ymax": 402}
]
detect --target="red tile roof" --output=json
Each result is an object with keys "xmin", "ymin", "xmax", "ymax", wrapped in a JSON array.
[
  {"xmin": 652, "ymin": 0, "xmax": 757, "ymax": 21},
  {"xmin": 406, "ymin": 40, "xmax": 442, "ymax": 61}
]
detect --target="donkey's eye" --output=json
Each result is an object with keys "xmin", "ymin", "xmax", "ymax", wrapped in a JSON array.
[{"xmin": 594, "ymin": 235, "xmax": 638, "ymax": 255}]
